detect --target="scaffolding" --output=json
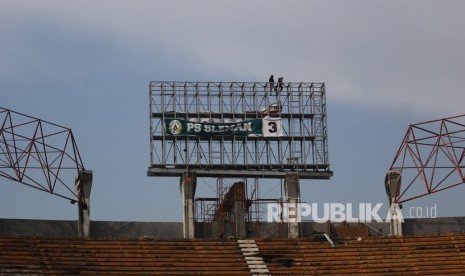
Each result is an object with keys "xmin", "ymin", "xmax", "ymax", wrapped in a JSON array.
[{"xmin": 194, "ymin": 177, "xmax": 286, "ymax": 238}]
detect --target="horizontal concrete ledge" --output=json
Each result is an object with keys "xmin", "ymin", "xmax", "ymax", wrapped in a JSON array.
[
  {"xmin": 241, "ymin": 247, "xmax": 259, "ymax": 252},
  {"xmin": 239, "ymin": 243, "xmax": 257, "ymax": 248},
  {"xmin": 250, "ymin": 265, "xmax": 268, "ymax": 269},
  {"xmin": 247, "ymin": 260, "xmax": 266, "ymax": 265},
  {"xmin": 245, "ymin": 256, "xmax": 263, "ymax": 261},
  {"xmin": 148, "ymin": 168, "xmax": 333, "ymax": 179},
  {"xmin": 243, "ymin": 251, "xmax": 259, "ymax": 256},
  {"xmin": 238, "ymin": 239, "xmax": 256, "ymax": 244}
]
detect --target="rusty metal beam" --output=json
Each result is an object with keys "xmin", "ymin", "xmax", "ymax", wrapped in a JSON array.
[
  {"xmin": 0, "ymin": 107, "xmax": 85, "ymax": 204},
  {"xmin": 389, "ymin": 114, "xmax": 465, "ymax": 204}
]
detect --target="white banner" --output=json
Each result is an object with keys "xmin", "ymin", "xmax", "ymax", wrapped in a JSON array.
[{"xmin": 262, "ymin": 117, "xmax": 283, "ymax": 137}]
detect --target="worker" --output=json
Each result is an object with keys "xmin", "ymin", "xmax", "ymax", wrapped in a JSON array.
[
  {"xmin": 277, "ymin": 77, "xmax": 284, "ymax": 92},
  {"xmin": 268, "ymin": 75, "xmax": 275, "ymax": 92}
]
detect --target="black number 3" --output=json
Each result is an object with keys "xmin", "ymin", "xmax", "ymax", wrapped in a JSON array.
[{"xmin": 268, "ymin": 122, "xmax": 277, "ymax": 133}]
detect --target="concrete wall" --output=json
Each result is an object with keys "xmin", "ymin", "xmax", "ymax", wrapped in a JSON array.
[
  {"xmin": 195, "ymin": 221, "xmax": 390, "ymax": 239},
  {"xmin": 1, "ymin": 217, "xmax": 464, "ymax": 238},
  {"xmin": 403, "ymin": 217, "xmax": 465, "ymax": 236},
  {"xmin": 0, "ymin": 219, "xmax": 77, "ymax": 237},
  {"xmin": 0, "ymin": 219, "xmax": 182, "ymax": 239},
  {"xmin": 91, "ymin": 221, "xmax": 183, "ymax": 239}
]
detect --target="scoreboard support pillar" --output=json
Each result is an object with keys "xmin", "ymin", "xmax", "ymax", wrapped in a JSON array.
[
  {"xmin": 76, "ymin": 170, "xmax": 93, "ymax": 239},
  {"xmin": 385, "ymin": 170, "xmax": 402, "ymax": 237},
  {"xmin": 285, "ymin": 173, "xmax": 301, "ymax": 238},
  {"xmin": 180, "ymin": 172, "xmax": 197, "ymax": 239}
]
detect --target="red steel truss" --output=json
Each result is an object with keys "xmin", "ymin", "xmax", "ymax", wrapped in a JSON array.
[
  {"xmin": 0, "ymin": 107, "xmax": 85, "ymax": 203},
  {"xmin": 390, "ymin": 114, "xmax": 465, "ymax": 203}
]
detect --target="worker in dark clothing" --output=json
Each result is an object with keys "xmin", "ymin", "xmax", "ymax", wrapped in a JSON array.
[
  {"xmin": 269, "ymin": 75, "xmax": 275, "ymax": 92},
  {"xmin": 277, "ymin": 77, "xmax": 284, "ymax": 92}
]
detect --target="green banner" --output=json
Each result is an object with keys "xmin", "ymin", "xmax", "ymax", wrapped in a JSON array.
[{"xmin": 165, "ymin": 118, "xmax": 263, "ymax": 137}]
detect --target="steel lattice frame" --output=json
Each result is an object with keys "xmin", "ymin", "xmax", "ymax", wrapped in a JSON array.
[
  {"xmin": 0, "ymin": 107, "xmax": 85, "ymax": 203},
  {"xmin": 148, "ymin": 81, "xmax": 332, "ymax": 180},
  {"xmin": 389, "ymin": 114, "xmax": 465, "ymax": 203}
]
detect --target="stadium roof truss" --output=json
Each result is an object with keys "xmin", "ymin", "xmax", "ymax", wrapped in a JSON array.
[
  {"xmin": 0, "ymin": 107, "xmax": 85, "ymax": 203},
  {"xmin": 389, "ymin": 114, "xmax": 465, "ymax": 203}
]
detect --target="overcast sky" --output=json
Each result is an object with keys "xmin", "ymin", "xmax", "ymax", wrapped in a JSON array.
[{"xmin": 2, "ymin": 0, "xmax": 465, "ymax": 222}]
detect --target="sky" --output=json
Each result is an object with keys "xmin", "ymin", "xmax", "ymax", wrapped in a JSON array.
[{"xmin": 1, "ymin": 0, "xmax": 465, "ymax": 223}]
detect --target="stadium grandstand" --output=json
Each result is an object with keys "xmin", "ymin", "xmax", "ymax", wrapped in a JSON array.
[{"xmin": 2, "ymin": 83, "xmax": 465, "ymax": 275}]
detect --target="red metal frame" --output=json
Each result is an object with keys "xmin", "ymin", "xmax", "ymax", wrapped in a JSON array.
[
  {"xmin": 390, "ymin": 114, "xmax": 465, "ymax": 203},
  {"xmin": 0, "ymin": 107, "xmax": 85, "ymax": 203}
]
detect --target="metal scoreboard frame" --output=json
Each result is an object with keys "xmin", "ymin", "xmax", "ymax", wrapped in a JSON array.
[{"xmin": 148, "ymin": 81, "xmax": 332, "ymax": 180}]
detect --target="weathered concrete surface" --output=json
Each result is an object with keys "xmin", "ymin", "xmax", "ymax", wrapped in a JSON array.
[
  {"xmin": 180, "ymin": 172, "xmax": 196, "ymax": 239},
  {"xmin": 0, "ymin": 219, "xmax": 77, "ymax": 237},
  {"xmin": 91, "ymin": 221, "xmax": 183, "ymax": 239},
  {"xmin": 0, "ymin": 219, "xmax": 182, "ymax": 239},
  {"xmin": 0, "ymin": 217, "xmax": 464, "ymax": 238},
  {"xmin": 403, "ymin": 217, "xmax": 465, "ymax": 236},
  {"xmin": 196, "ymin": 221, "xmax": 390, "ymax": 239},
  {"xmin": 285, "ymin": 173, "xmax": 300, "ymax": 238}
]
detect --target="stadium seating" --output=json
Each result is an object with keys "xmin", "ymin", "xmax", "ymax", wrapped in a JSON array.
[
  {"xmin": 1, "ymin": 234, "xmax": 465, "ymax": 275},
  {"xmin": 0, "ymin": 237, "xmax": 250, "ymax": 275},
  {"xmin": 256, "ymin": 234, "xmax": 465, "ymax": 275}
]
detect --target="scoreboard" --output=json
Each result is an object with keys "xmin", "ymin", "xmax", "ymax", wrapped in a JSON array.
[{"xmin": 148, "ymin": 81, "xmax": 332, "ymax": 180}]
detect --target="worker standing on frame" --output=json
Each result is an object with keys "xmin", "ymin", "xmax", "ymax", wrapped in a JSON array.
[
  {"xmin": 277, "ymin": 77, "xmax": 284, "ymax": 93},
  {"xmin": 269, "ymin": 75, "xmax": 275, "ymax": 92}
]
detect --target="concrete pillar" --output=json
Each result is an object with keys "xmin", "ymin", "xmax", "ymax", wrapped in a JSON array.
[
  {"xmin": 76, "ymin": 170, "xmax": 93, "ymax": 238},
  {"xmin": 180, "ymin": 172, "xmax": 197, "ymax": 239},
  {"xmin": 285, "ymin": 173, "xmax": 300, "ymax": 238},
  {"xmin": 234, "ymin": 201, "xmax": 245, "ymax": 238},
  {"xmin": 233, "ymin": 183, "xmax": 246, "ymax": 238},
  {"xmin": 388, "ymin": 203, "xmax": 403, "ymax": 236},
  {"xmin": 385, "ymin": 170, "xmax": 402, "ymax": 236}
]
